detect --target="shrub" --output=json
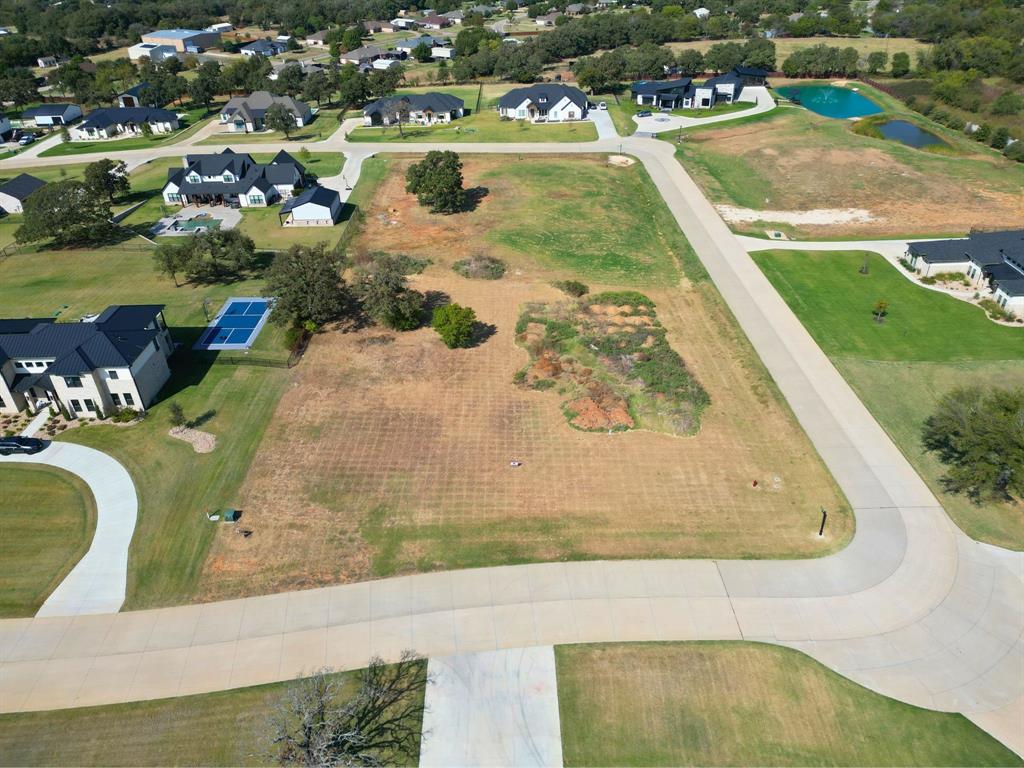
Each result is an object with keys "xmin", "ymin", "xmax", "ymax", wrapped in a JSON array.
[
  {"xmin": 168, "ymin": 402, "xmax": 186, "ymax": 427},
  {"xmin": 898, "ymin": 257, "xmax": 916, "ymax": 273},
  {"xmin": 991, "ymin": 92, "xmax": 1023, "ymax": 116},
  {"xmin": 1005, "ymin": 141, "xmax": 1024, "ymax": 163},
  {"xmin": 552, "ymin": 280, "xmax": 589, "ymax": 297},
  {"xmin": 283, "ymin": 325, "xmax": 306, "ymax": 351},
  {"xmin": 452, "ymin": 255, "xmax": 507, "ymax": 280},
  {"xmin": 918, "ymin": 101, "xmax": 935, "ymax": 116},
  {"xmin": 990, "ymin": 126, "xmax": 1010, "ymax": 149},
  {"xmin": 978, "ymin": 298, "xmax": 1015, "ymax": 322},
  {"xmin": 112, "ymin": 408, "xmax": 141, "ymax": 423},
  {"xmin": 587, "ymin": 290, "xmax": 656, "ymax": 308},
  {"xmin": 974, "ymin": 123, "xmax": 992, "ymax": 142},
  {"xmin": 431, "ymin": 303, "xmax": 477, "ymax": 348}
]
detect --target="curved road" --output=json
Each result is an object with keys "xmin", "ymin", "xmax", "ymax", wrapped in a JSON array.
[{"xmin": 0, "ymin": 123, "xmax": 1020, "ymax": 755}]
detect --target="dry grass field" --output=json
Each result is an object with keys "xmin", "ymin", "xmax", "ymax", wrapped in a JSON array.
[{"xmin": 195, "ymin": 156, "xmax": 849, "ymax": 600}]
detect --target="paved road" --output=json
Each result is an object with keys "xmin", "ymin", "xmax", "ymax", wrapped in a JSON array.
[
  {"xmin": 0, "ymin": 442, "xmax": 137, "ymax": 617},
  {"xmin": 0, "ymin": 124, "xmax": 1021, "ymax": 755}
]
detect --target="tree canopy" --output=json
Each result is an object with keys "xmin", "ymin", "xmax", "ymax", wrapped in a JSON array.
[
  {"xmin": 15, "ymin": 180, "xmax": 114, "ymax": 246},
  {"xmin": 152, "ymin": 229, "xmax": 258, "ymax": 285},
  {"xmin": 263, "ymin": 242, "xmax": 348, "ymax": 326},
  {"xmin": 405, "ymin": 150, "xmax": 466, "ymax": 215},
  {"xmin": 83, "ymin": 158, "xmax": 129, "ymax": 202}
]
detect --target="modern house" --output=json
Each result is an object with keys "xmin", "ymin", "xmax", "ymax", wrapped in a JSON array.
[
  {"xmin": 140, "ymin": 29, "xmax": 220, "ymax": 53},
  {"xmin": 128, "ymin": 42, "xmax": 178, "ymax": 62},
  {"xmin": 70, "ymin": 107, "xmax": 179, "ymax": 140},
  {"xmin": 630, "ymin": 78, "xmax": 693, "ymax": 109},
  {"xmin": 0, "ymin": 305, "xmax": 174, "ymax": 417},
  {"xmin": 340, "ymin": 44, "xmax": 385, "ymax": 65},
  {"xmin": 498, "ymin": 84, "xmax": 588, "ymax": 122},
  {"xmin": 734, "ymin": 65, "xmax": 770, "ymax": 86},
  {"xmin": 116, "ymin": 83, "xmax": 159, "ymax": 108},
  {"xmin": 279, "ymin": 185, "xmax": 342, "ymax": 226},
  {"xmin": 907, "ymin": 229, "xmax": 1024, "ymax": 317},
  {"xmin": 162, "ymin": 149, "xmax": 307, "ymax": 208},
  {"xmin": 630, "ymin": 68, "xmax": 747, "ymax": 110},
  {"xmin": 362, "ymin": 92, "xmax": 465, "ymax": 126},
  {"xmin": 240, "ymin": 39, "xmax": 288, "ymax": 57},
  {"xmin": 0, "ymin": 173, "xmax": 45, "ymax": 214},
  {"xmin": 21, "ymin": 103, "xmax": 82, "ymax": 127},
  {"xmin": 219, "ymin": 91, "xmax": 312, "ymax": 132}
]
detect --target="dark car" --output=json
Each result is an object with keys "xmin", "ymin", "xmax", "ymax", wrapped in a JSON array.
[
  {"xmin": 636, "ymin": 109, "xmax": 652, "ymax": 117},
  {"xmin": 0, "ymin": 436, "xmax": 45, "ymax": 455}
]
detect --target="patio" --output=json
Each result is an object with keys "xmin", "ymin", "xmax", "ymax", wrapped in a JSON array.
[{"xmin": 151, "ymin": 206, "xmax": 242, "ymax": 237}]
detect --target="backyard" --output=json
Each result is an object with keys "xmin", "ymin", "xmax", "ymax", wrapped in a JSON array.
[
  {"xmin": 753, "ymin": 249, "xmax": 1024, "ymax": 549},
  {"xmin": 193, "ymin": 154, "xmax": 850, "ymax": 603},
  {"xmin": 0, "ymin": 464, "xmax": 96, "ymax": 617},
  {"xmin": 676, "ymin": 86, "xmax": 1024, "ymax": 239},
  {"xmin": 557, "ymin": 642, "xmax": 1021, "ymax": 766}
]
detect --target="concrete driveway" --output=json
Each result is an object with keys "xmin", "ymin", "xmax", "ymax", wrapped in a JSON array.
[
  {"xmin": 632, "ymin": 86, "xmax": 776, "ymax": 134},
  {"xmin": 588, "ymin": 108, "xmax": 618, "ymax": 140}
]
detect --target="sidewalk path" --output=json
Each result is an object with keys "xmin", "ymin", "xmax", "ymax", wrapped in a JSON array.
[
  {"xmin": 419, "ymin": 646, "xmax": 563, "ymax": 767},
  {"xmin": 0, "ymin": 122, "xmax": 1020, "ymax": 755},
  {"xmin": 0, "ymin": 441, "xmax": 137, "ymax": 617}
]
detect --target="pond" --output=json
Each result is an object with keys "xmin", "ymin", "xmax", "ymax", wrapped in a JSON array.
[
  {"xmin": 777, "ymin": 85, "xmax": 882, "ymax": 119},
  {"xmin": 876, "ymin": 119, "xmax": 946, "ymax": 149}
]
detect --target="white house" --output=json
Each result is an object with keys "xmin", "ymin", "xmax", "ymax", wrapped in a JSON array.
[
  {"xmin": 163, "ymin": 149, "xmax": 307, "ymax": 208},
  {"xmin": 694, "ymin": 7, "xmax": 710, "ymax": 19},
  {"xmin": 21, "ymin": 103, "xmax": 82, "ymax": 126},
  {"xmin": 498, "ymin": 84, "xmax": 588, "ymax": 122},
  {"xmin": 279, "ymin": 186, "xmax": 342, "ymax": 226},
  {"xmin": 36, "ymin": 55, "xmax": 58, "ymax": 68},
  {"xmin": 432, "ymin": 46, "xmax": 456, "ymax": 59},
  {"xmin": 70, "ymin": 107, "xmax": 179, "ymax": 140},
  {"xmin": 206, "ymin": 22, "xmax": 234, "ymax": 33},
  {"xmin": 535, "ymin": 12, "xmax": 560, "ymax": 26},
  {"xmin": 219, "ymin": 91, "xmax": 312, "ymax": 132},
  {"xmin": 362, "ymin": 92, "xmax": 465, "ymax": 126},
  {"xmin": 128, "ymin": 42, "xmax": 178, "ymax": 62},
  {"xmin": 304, "ymin": 30, "xmax": 329, "ymax": 46},
  {"xmin": 390, "ymin": 17, "xmax": 419, "ymax": 29},
  {"xmin": 0, "ymin": 173, "xmax": 45, "ymax": 214},
  {"xmin": 0, "ymin": 305, "xmax": 174, "ymax": 418}
]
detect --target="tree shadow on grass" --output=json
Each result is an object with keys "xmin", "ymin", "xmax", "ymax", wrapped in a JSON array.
[{"xmin": 462, "ymin": 186, "xmax": 488, "ymax": 213}]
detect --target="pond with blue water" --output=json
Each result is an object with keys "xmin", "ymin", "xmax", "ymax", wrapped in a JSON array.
[
  {"xmin": 875, "ymin": 119, "xmax": 946, "ymax": 149},
  {"xmin": 777, "ymin": 85, "xmax": 882, "ymax": 118}
]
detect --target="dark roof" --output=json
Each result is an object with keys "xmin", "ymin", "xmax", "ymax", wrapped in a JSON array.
[
  {"xmin": 734, "ymin": 65, "xmax": 769, "ymax": 77},
  {"xmin": 703, "ymin": 71, "xmax": 743, "ymax": 89},
  {"xmin": 0, "ymin": 173, "xmax": 46, "ymax": 202},
  {"xmin": 498, "ymin": 83, "xmax": 587, "ymax": 110},
  {"xmin": 242, "ymin": 39, "xmax": 286, "ymax": 55},
  {"xmin": 22, "ymin": 103, "xmax": 78, "ymax": 118},
  {"xmin": 907, "ymin": 238, "xmax": 974, "ymax": 264},
  {"xmin": 630, "ymin": 78, "xmax": 692, "ymax": 96},
  {"xmin": 0, "ymin": 305, "xmax": 164, "ymax": 375},
  {"xmin": 281, "ymin": 185, "xmax": 339, "ymax": 214},
  {"xmin": 167, "ymin": 149, "xmax": 304, "ymax": 197},
  {"xmin": 0, "ymin": 318, "xmax": 53, "ymax": 334},
  {"xmin": 995, "ymin": 279, "xmax": 1024, "ymax": 297},
  {"xmin": 221, "ymin": 91, "xmax": 310, "ymax": 122},
  {"xmin": 79, "ymin": 107, "xmax": 177, "ymax": 130},
  {"xmin": 909, "ymin": 229, "xmax": 1024, "ymax": 266},
  {"xmin": 271, "ymin": 149, "xmax": 305, "ymax": 174},
  {"xmin": 120, "ymin": 82, "xmax": 149, "ymax": 98},
  {"xmin": 363, "ymin": 92, "xmax": 464, "ymax": 117}
]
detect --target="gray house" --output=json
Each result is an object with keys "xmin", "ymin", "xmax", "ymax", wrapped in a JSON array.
[
  {"xmin": 219, "ymin": 91, "xmax": 313, "ymax": 132},
  {"xmin": 363, "ymin": 93, "xmax": 465, "ymax": 126},
  {"xmin": 0, "ymin": 173, "xmax": 45, "ymax": 214},
  {"xmin": 21, "ymin": 103, "xmax": 82, "ymax": 127}
]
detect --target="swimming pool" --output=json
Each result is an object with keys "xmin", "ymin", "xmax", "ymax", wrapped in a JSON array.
[
  {"xmin": 194, "ymin": 297, "xmax": 272, "ymax": 351},
  {"xmin": 777, "ymin": 85, "xmax": 882, "ymax": 119}
]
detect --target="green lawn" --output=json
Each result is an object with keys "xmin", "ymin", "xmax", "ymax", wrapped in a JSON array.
[
  {"xmin": 196, "ymin": 108, "xmax": 343, "ymax": 144},
  {"xmin": 557, "ymin": 642, "xmax": 1021, "ymax": 767},
  {"xmin": 753, "ymin": 250, "xmax": 1023, "ymax": 549},
  {"xmin": 0, "ymin": 666, "xmax": 424, "ymax": 767},
  {"xmin": 0, "ymin": 464, "xmax": 96, "ymax": 617},
  {"xmin": 348, "ymin": 106, "xmax": 598, "ymax": 143}
]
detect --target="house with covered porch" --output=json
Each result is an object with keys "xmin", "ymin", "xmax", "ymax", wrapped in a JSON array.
[
  {"xmin": 70, "ymin": 107, "xmax": 179, "ymax": 140},
  {"xmin": 162, "ymin": 149, "xmax": 307, "ymax": 208},
  {"xmin": 497, "ymin": 84, "xmax": 588, "ymax": 122},
  {"xmin": 362, "ymin": 92, "xmax": 464, "ymax": 126}
]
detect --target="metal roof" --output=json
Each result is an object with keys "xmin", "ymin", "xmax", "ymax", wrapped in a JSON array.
[{"xmin": 0, "ymin": 173, "xmax": 46, "ymax": 202}]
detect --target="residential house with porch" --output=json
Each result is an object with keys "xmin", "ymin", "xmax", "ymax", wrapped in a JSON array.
[
  {"xmin": 162, "ymin": 149, "xmax": 307, "ymax": 208},
  {"xmin": 498, "ymin": 84, "xmax": 588, "ymax": 122},
  {"xmin": 69, "ymin": 107, "xmax": 179, "ymax": 140},
  {"xmin": 630, "ymin": 68, "xmax": 749, "ymax": 109},
  {"xmin": 219, "ymin": 91, "xmax": 312, "ymax": 132},
  {"xmin": 340, "ymin": 44, "xmax": 386, "ymax": 66},
  {"xmin": 0, "ymin": 305, "xmax": 174, "ymax": 418},
  {"xmin": 362, "ymin": 92, "xmax": 465, "ymax": 126},
  {"xmin": 240, "ymin": 39, "xmax": 288, "ymax": 57},
  {"xmin": 907, "ymin": 229, "xmax": 1024, "ymax": 317}
]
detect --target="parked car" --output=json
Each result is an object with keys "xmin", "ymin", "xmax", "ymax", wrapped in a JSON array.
[
  {"xmin": 597, "ymin": 101, "xmax": 607, "ymax": 110},
  {"xmin": 636, "ymin": 110, "xmax": 652, "ymax": 117},
  {"xmin": 0, "ymin": 436, "xmax": 45, "ymax": 455},
  {"xmin": 659, "ymin": 106, "xmax": 672, "ymax": 113},
  {"xmin": 18, "ymin": 133, "xmax": 35, "ymax": 145}
]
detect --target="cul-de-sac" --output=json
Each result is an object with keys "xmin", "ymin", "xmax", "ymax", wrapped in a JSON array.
[{"xmin": 0, "ymin": 2, "xmax": 1021, "ymax": 766}]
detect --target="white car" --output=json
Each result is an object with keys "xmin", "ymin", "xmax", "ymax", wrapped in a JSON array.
[{"xmin": 597, "ymin": 101, "xmax": 607, "ymax": 110}]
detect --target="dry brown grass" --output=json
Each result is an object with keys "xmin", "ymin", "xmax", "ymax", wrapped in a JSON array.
[{"xmin": 195, "ymin": 158, "xmax": 849, "ymax": 601}]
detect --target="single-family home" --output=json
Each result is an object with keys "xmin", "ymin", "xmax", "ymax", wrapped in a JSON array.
[
  {"xmin": 117, "ymin": 83, "xmax": 159, "ymax": 108},
  {"xmin": 36, "ymin": 55, "xmax": 59, "ymax": 68},
  {"xmin": 304, "ymin": 30, "xmax": 330, "ymax": 46},
  {"xmin": 630, "ymin": 78, "xmax": 692, "ymax": 109},
  {"xmin": 420, "ymin": 14, "xmax": 452, "ymax": 29},
  {"xmin": 693, "ymin": 7, "xmax": 710, "ymax": 19},
  {"xmin": 733, "ymin": 65, "xmax": 770, "ymax": 86},
  {"xmin": 907, "ymin": 229, "xmax": 1024, "ymax": 317},
  {"xmin": 240, "ymin": 39, "xmax": 289, "ymax": 57},
  {"xmin": 140, "ymin": 28, "xmax": 220, "ymax": 53},
  {"xmin": 0, "ymin": 305, "xmax": 174, "ymax": 418},
  {"xmin": 630, "ymin": 69, "xmax": 746, "ymax": 110},
  {"xmin": 219, "ymin": 91, "xmax": 312, "ymax": 132},
  {"xmin": 162, "ymin": 149, "xmax": 307, "ymax": 208},
  {"xmin": 22, "ymin": 103, "xmax": 82, "ymax": 127},
  {"xmin": 269, "ymin": 60, "xmax": 325, "ymax": 80},
  {"xmin": 0, "ymin": 115, "xmax": 10, "ymax": 141},
  {"xmin": 70, "ymin": 107, "xmax": 179, "ymax": 140},
  {"xmin": 441, "ymin": 11, "xmax": 465, "ymax": 24},
  {"xmin": 395, "ymin": 36, "xmax": 443, "ymax": 55},
  {"xmin": 340, "ymin": 44, "xmax": 385, "ymax": 65},
  {"xmin": 498, "ymin": 84, "xmax": 588, "ymax": 122},
  {"xmin": 279, "ymin": 186, "xmax": 342, "ymax": 226},
  {"xmin": 390, "ymin": 17, "xmax": 419, "ymax": 29},
  {"xmin": 536, "ymin": 12, "xmax": 561, "ymax": 26},
  {"xmin": 363, "ymin": 20, "xmax": 387, "ymax": 33},
  {"xmin": 362, "ymin": 92, "xmax": 465, "ymax": 126},
  {"xmin": 0, "ymin": 173, "xmax": 45, "ymax": 214},
  {"xmin": 206, "ymin": 22, "xmax": 234, "ymax": 34},
  {"xmin": 565, "ymin": 3, "xmax": 587, "ymax": 15},
  {"xmin": 128, "ymin": 42, "xmax": 178, "ymax": 62}
]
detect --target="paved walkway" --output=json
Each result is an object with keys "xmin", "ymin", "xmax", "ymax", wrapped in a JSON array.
[
  {"xmin": 420, "ymin": 646, "xmax": 563, "ymax": 767},
  {"xmin": 0, "ymin": 442, "xmax": 137, "ymax": 617},
  {"xmin": 0, "ymin": 116, "xmax": 1021, "ymax": 756},
  {"xmin": 19, "ymin": 409, "xmax": 50, "ymax": 437},
  {"xmin": 632, "ymin": 86, "xmax": 775, "ymax": 134}
]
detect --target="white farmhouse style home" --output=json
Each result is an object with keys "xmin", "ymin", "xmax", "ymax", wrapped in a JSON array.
[
  {"xmin": 219, "ymin": 91, "xmax": 312, "ymax": 133},
  {"xmin": 0, "ymin": 173, "xmax": 45, "ymax": 214},
  {"xmin": 162, "ymin": 149, "xmax": 307, "ymax": 208},
  {"xmin": 497, "ymin": 84, "xmax": 588, "ymax": 122}
]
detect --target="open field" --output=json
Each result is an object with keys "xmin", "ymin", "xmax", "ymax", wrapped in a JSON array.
[
  {"xmin": 194, "ymin": 155, "xmax": 849, "ymax": 602},
  {"xmin": 667, "ymin": 36, "xmax": 932, "ymax": 60},
  {"xmin": 753, "ymin": 249, "xmax": 1023, "ymax": 549},
  {"xmin": 677, "ymin": 85, "xmax": 1024, "ymax": 239},
  {"xmin": 557, "ymin": 642, "xmax": 1021, "ymax": 766},
  {"xmin": 0, "ymin": 664, "xmax": 424, "ymax": 767},
  {"xmin": 198, "ymin": 108, "xmax": 343, "ymax": 144},
  {"xmin": 0, "ymin": 465, "xmax": 96, "ymax": 617}
]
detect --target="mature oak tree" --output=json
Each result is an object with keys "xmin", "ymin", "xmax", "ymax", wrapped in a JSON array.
[
  {"xmin": 263, "ymin": 243, "xmax": 348, "ymax": 326},
  {"xmin": 405, "ymin": 150, "xmax": 466, "ymax": 215},
  {"xmin": 16, "ymin": 180, "xmax": 114, "ymax": 246},
  {"xmin": 84, "ymin": 158, "xmax": 130, "ymax": 202}
]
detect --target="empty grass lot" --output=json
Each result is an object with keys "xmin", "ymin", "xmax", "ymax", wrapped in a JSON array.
[
  {"xmin": 556, "ymin": 642, "xmax": 1020, "ymax": 767},
  {"xmin": 0, "ymin": 465, "xmax": 96, "ymax": 617},
  {"xmin": 0, "ymin": 666, "xmax": 424, "ymax": 767},
  {"xmin": 753, "ymin": 249, "xmax": 1023, "ymax": 549},
  {"xmin": 677, "ymin": 88, "xmax": 1024, "ymax": 239}
]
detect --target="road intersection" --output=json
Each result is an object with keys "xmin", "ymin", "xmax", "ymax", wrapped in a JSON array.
[{"xmin": 0, "ymin": 112, "xmax": 1020, "ymax": 757}]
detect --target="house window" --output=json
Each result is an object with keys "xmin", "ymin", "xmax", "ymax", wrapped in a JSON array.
[
  {"xmin": 167, "ymin": 193, "xmax": 181, "ymax": 202},
  {"xmin": 517, "ymin": 109, "xmax": 526, "ymax": 118},
  {"xmin": 248, "ymin": 195, "xmax": 264, "ymax": 205},
  {"xmin": 107, "ymin": 370, "xmax": 119, "ymax": 380},
  {"xmin": 110, "ymin": 393, "xmax": 122, "ymax": 407},
  {"xmin": 123, "ymin": 393, "xmax": 135, "ymax": 406},
  {"xmin": 223, "ymin": 173, "xmax": 234, "ymax": 182},
  {"xmin": 567, "ymin": 111, "xmax": 575, "ymax": 120},
  {"xmin": 188, "ymin": 174, "xmax": 200, "ymax": 183},
  {"xmin": 83, "ymin": 399, "xmax": 96, "ymax": 412},
  {"xmin": 64, "ymin": 376, "xmax": 82, "ymax": 388},
  {"xmin": 70, "ymin": 399, "xmax": 81, "ymax": 412}
]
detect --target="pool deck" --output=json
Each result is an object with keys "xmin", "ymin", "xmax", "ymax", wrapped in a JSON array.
[{"xmin": 151, "ymin": 205, "xmax": 241, "ymax": 237}]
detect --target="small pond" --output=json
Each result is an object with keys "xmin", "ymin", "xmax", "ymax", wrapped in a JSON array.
[
  {"xmin": 876, "ymin": 119, "xmax": 946, "ymax": 149},
  {"xmin": 777, "ymin": 85, "xmax": 882, "ymax": 119}
]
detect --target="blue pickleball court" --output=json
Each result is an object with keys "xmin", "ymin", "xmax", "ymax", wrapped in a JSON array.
[{"xmin": 193, "ymin": 297, "xmax": 273, "ymax": 351}]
